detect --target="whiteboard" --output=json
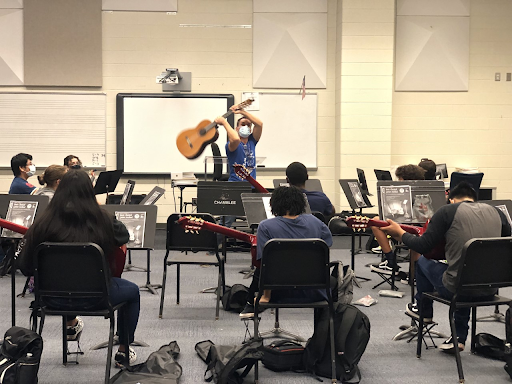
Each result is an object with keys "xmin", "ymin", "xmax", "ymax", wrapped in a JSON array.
[
  {"xmin": 0, "ymin": 92, "xmax": 106, "ymax": 168},
  {"xmin": 117, "ymin": 94, "xmax": 234, "ymax": 174},
  {"xmin": 251, "ymin": 92, "xmax": 317, "ymax": 169}
]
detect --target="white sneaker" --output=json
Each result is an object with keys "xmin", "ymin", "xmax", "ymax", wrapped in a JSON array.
[
  {"xmin": 371, "ymin": 245, "xmax": 382, "ymax": 254},
  {"xmin": 439, "ymin": 337, "xmax": 465, "ymax": 353},
  {"xmin": 66, "ymin": 316, "xmax": 84, "ymax": 341},
  {"xmin": 115, "ymin": 347, "xmax": 136, "ymax": 367},
  {"xmin": 370, "ymin": 260, "xmax": 400, "ymax": 275}
]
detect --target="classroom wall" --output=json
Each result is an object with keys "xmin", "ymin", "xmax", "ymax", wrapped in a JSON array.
[{"xmin": 1, "ymin": 0, "xmax": 511, "ymax": 220}]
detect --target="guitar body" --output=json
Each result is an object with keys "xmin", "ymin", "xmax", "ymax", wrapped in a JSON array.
[{"xmin": 176, "ymin": 119, "xmax": 219, "ymax": 159}]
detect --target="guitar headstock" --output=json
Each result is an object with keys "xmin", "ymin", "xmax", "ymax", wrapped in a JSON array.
[
  {"xmin": 177, "ymin": 216, "xmax": 205, "ymax": 234},
  {"xmin": 236, "ymin": 98, "xmax": 254, "ymax": 110},
  {"xmin": 345, "ymin": 216, "xmax": 371, "ymax": 231},
  {"xmin": 233, "ymin": 163, "xmax": 250, "ymax": 180}
]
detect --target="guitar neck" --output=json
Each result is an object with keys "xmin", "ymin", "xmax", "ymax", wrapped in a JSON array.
[
  {"xmin": 0, "ymin": 218, "xmax": 28, "ymax": 235},
  {"xmin": 367, "ymin": 219, "xmax": 422, "ymax": 236},
  {"xmin": 200, "ymin": 220, "xmax": 257, "ymax": 246},
  {"xmin": 203, "ymin": 110, "xmax": 234, "ymax": 134},
  {"xmin": 244, "ymin": 174, "xmax": 268, "ymax": 193}
]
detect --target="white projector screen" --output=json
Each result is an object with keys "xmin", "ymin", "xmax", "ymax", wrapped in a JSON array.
[{"xmin": 117, "ymin": 94, "xmax": 234, "ymax": 174}]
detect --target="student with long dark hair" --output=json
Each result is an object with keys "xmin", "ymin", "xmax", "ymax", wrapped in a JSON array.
[{"xmin": 19, "ymin": 169, "xmax": 140, "ymax": 366}]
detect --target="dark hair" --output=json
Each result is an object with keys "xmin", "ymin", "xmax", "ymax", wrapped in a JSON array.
[
  {"xmin": 64, "ymin": 155, "xmax": 81, "ymax": 168},
  {"xmin": 418, "ymin": 159, "xmax": 436, "ymax": 180},
  {"xmin": 236, "ymin": 117, "xmax": 251, "ymax": 128},
  {"xmin": 286, "ymin": 162, "xmax": 308, "ymax": 186},
  {"xmin": 23, "ymin": 169, "xmax": 116, "ymax": 273},
  {"xmin": 270, "ymin": 186, "xmax": 306, "ymax": 216},
  {"xmin": 395, "ymin": 164, "xmax": 425, "ymax": 181},
  {"xmin": 11, "ymin": 153, "xmax": 32, "ymax": 177},
  {"xmin": 37, "ymin": 165, "xmax": 68, "ymax": 187},
  {"xmin": 449, "ymin": 181, "xmax": 477, "ymax": 201}
]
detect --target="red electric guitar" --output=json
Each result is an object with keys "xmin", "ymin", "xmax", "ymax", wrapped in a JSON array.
[
  {"xmin": 233, "ymin": 164, "xmax": 269, "ymax": 193},
  {"xmin": 176, "ymin": 98, "xmax": 254, "ymax": 160},
  {"xmin": 0, "ymin": 218, "xmax": 127, "ymax": 278},
  {"xmin": 178, "ymin": 216, "xmax": 260, "ymax": 268},
  {"xmin": 345, "ymin": 216, "xmax": 445, "ymax": 260}
]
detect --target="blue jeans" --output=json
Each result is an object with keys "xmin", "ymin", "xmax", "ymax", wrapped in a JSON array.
[{"xmin": 415, "ymin": 256, "xmax": 494, "ymax": 344}]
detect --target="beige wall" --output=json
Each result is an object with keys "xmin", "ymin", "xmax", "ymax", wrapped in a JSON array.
[{"xmin": 1, "ymin": 0, "xmax": 511, "ymax": 221}]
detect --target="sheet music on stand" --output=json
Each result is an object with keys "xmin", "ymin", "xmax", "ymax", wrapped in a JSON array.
[
  {"xmin": 120, "ymin": 180, "xmax": 135, "ymax": 205},
  {"xmin": 115, "ymin": 211, "xmax": 147, "ymax": 248},
  {"xmin": 139, "ymin": 187, "xmax": 165, "ymax": 205},
  {"xmin": 379, "ymin": 185, "xmax": 413, "ymax": 223},
  {"xmin": 339, "ymin": 179, "xmax": 372, "ymax": 210},
  {"xmin": 1, "ymin": 201, "xmax": 38, "ymax": 238}
]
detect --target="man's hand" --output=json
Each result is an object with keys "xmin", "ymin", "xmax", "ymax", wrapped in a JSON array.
[
  {"xmin": 214, "ymin": 116, "xmax": 227, "ymax": 125},
  {"xmin": 380, "ymin": 219, "xmax": 406, "ymax": 241}
]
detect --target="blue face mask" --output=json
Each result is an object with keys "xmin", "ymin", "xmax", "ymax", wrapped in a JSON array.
[{"xmin": 239, "ymin": 125, "xmax": 251, "ymax": 138}]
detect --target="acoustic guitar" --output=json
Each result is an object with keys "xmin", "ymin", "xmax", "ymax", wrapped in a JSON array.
[
  {"xmin": 176, "ymin": 98, "xmax": 254, "ymax": 159},
  {"xmin": 233, "ymin": 163, "xmax": 269, "ymax": 193},
  {"xmin": 0, "ymin": 218, "xmax": 127, "ymax": 278},
  {"xmin": 345, "ymin": 216, "xmax": 445, "ymax": 260},
  {"xmin": 178, "ymin": 216, "xmax": 260, "ymax": 268}
]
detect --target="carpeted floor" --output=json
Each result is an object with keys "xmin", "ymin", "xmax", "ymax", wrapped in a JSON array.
[{"xmin": 0, "ymin": 232, "xmax": 510, "ymax": 383}]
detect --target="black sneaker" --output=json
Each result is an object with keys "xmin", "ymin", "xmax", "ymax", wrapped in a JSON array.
[
  {"xmin": 439, "ymin": 336, "xmax": 465, "ymax": 353},
  {"xmin": 239, "ymin": 303, "xmax": 255, "ymax": 318},
  {"xmin": 114, "ymin": 347, "xmax": 136, "ymax": 368},
  {"xmin": 405, "ymin": 303, "xmax": 433, "ymax": 323}
]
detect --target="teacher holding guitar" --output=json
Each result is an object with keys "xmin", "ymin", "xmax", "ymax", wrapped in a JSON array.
[{"xmin": 214, "ymin": 105, "xmax": 263, "ymax": 183}]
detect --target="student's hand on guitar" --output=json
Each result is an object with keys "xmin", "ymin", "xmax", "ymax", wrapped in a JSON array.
[{"xmin": 380, "ymin": 219, "xmax": 406, "ymax": 239}]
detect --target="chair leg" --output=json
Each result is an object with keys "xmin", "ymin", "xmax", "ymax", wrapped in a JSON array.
[
  {"xmin": 417, "ymin": 296, "xmax": 424, "ymax": 358},
  {"xmin": 449, "ymin": 306, "xmax": 465, "ymax": 383},
  {"xmin": 471, "ymin": 307, "xmax": 477, "ymax": 353},
  {"xmin": 105, "ymin": 315, "xmax": 115, "ymax": 384},
  {"xmin": 215, "ymin": 264, "xmax": 221, "ymax": 320},
  {"xmin": 159, "ymin": 254, "xmax": 169, "ymax": 319},
  {"xmin": 176, "ymin": 264, "xmax": 181, "ymax": 305},
  {"xmin": 253, "ymin": 303, "xmax": 260, "ymax": 383},
  {"xmin": 62, "ymin": 316, "xmax": 68, "ymax": 365},
  {"xmin": 329, "ymin": 307, "xmax": 337, "ymax": 383}
]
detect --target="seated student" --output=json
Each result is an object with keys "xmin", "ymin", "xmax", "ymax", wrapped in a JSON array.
[
  {"xmin": 418, "ymin": 158, "xmax": 437, "ymax": 181},
  {"xmin": 9, "ymin": 153, "xmax": 36, "ymax": 194},
  {"xmin": 240, "ymin": 186, "xmax": 332, "ymax": 317},
  {"xmin": 370, "ymin": 164, "xmax": 426, "ymax": 275},
  {"xmin": 286, "ymin": 162, "xmax": 335, "ymax": 219},
  {"xmin": 381, "ymin": 182, "xmax": 511, "ymax": 353},
  {"xmin": 64, "ymin": 155, "xmax": 82, "ymax": 169},
  {"xmin": 32, "ymin": 165, "xmax": 68, "ymax": 201},
  {"xmin": 18, "ymin": 169, "xmax": 140, "ymax": 367}
]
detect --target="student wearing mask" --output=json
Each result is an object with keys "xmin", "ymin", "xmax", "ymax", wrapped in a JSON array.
[
  {"xmin": 32, "ymin": 165, "xmax": 68, "ymax": 201},
  {"xmin": 214, "ymin": 105, "xmax": 263, "ymax": 182},
  {"xmin": 64, "ymin": 155, "xmax": 82, "ymax": 169},
  {"xmin": 9, "ymin": 153, "xmax": 37, "ymax": 194}
]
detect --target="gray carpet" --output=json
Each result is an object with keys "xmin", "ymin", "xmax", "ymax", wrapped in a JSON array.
[{"xmin": 1, "ymin": 233, "xmax": 510, "ymax": 383}]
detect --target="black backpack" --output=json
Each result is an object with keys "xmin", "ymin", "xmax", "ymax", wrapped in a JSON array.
[
  {"xmin": 504, "ymin": 307, "xmax": 512, "ymax": 378},
  {"xmin": 0, "ymin": 326, "xmax": 43, "ymax": 384},
  {"xmin": 474, "ymin": 333, "xmax": 505, "ymax": 361},
  {"xmin": 221, "ymin": 284, "xmax": 249, "ymax": 313},
  {"xmin": 303, "ymin": 302, "xmax": 370, "ymax": 383},
  {"xmin": 196, "ymin": 339, "xmax": 263, "ymax": 384}
]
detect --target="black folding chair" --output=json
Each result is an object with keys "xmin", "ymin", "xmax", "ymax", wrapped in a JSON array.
[
  {"xmin": 32, "ymin": 242, "xmax": 128, "ymax": 384},
  {"xmin": 159, "ymin": 213, "xmax": 225, "ymax": 320},
  {"xmin": 417, "ymin": 237, "xmax": 512, "ymax": 383},
  {"xmin": 253, "ymin": 238, "xmax": 336, "ymax": 383}
]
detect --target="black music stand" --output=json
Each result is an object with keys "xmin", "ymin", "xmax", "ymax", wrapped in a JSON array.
[
  {"xmin": 374, "ymin": 169, "xmax": 393, "ymax": 181},
  {"xmin": 93, "ymin": 170, "xmax": 123, "ymax": 204},
  {"xmin": 139, "ymin": 186, "xmax": 166, "ymax": 205},
  {"xmin": 102, "ymin": 205, "xmax": 159, "ymax": 293},
  {"xmin": 0, "ymin": 194, "xmax": 50, "ymax": 327},
  {"xmin": 339, "ymin": 179, "xmax": 373, "ymax": 282},
  {"xmin": 376, "ymin": 181, "xmax": 447, "ymax": 342}
]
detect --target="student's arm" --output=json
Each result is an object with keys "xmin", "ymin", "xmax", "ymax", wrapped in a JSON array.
[
  {"xmin": 236, "ymin": 107, "xmax": 263, "ymax": 142},
  {"xmin": 215, "ymin": 116, "xmax": 240, "ymax": 153}
]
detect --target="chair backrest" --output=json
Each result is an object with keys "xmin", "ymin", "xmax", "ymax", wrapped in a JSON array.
[
  {"xmin": 211, "ymin": 143, "xmax": 225, "ymax": 181},
  {"xmin": 34, "ymin": 242, "xmax": 110, "ymax": 306},
  {"xmin": 166, "ymin": 213, "xmax": 218, "ymax": 252},
  {"xmin": 259, "ymin": 239, "xmax": 330, "ymax": 292},
  {"xmin": 449, "ymin": 172, "xmax": 484, "ymax": 199},
  {"xmin": 456, "ymin": 237, "xmax": 512, "ymax": 293},
  {"xmin": 311, "ymin": 211, "xmax": 327, "ymax": 224}
]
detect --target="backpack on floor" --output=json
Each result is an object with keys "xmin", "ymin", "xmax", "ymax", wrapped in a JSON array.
[
  {"xmin": 331, "ymin": 261, "xmax": 360, "ymax": 305},
  {"xmin": 504, "ymin": 307, "xmax": 512, "ymax": 378},
  {"xmin": 261, "ymin": 340, "xmax": 305, "ymax": 372},
  {"xmin": 196, "ymin": 339, "xmax": 263, "ymax": 384},
  {"xmin": 109, "ymin": 341, "xmax": 182, "ymax": 384},
  {"xmin": 221, "ymin": 284, "xmax": 249, "ymax": 313},
  {"xmin": 0, "ymin": 326, "xmax": 43, "ymax": 384},
  {"xmin": 474, "ymin": 333, "xmax": 505, "ymax": 360},
  {"xmin": 303, "ymin": 302, "xmax": 370, "ymax": 383}
]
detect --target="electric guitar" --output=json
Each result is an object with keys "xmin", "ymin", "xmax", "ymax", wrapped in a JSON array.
[
  {"xmin": 178, "ymin": 216, "xmax": 260, "ymax": 268},
  {"xmin": 233, "ymin": 163, "xmax": 269, "ymax": 193},
  {"xmin": 176, "ymin": 98, "xmax": 254, "ymax": 160},
  {"xmin": 345, "ymin": 216, "xmax": 445, "ymax": 260},
  {"xmin": 0, "ymin": 218, "xmax": 127, "ymax": 278}
]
